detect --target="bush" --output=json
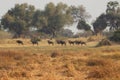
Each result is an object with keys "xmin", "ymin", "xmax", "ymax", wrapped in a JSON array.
[
  {"xmin": 96, "ymin": 39, "xmax": 111, "ymax": 47},
  {"xmin": 109, "ymin": 30, "xmax": 120, "ymax": 42}
]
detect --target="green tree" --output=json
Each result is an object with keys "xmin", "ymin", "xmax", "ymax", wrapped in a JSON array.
[
  {"xmin": 93, "ymin": 14, "xmax": 107, "ymax": 35},
  {"xmin": 71, "ymin": 5, "xmax": 91, "ymax": 33},
  {"xmin": 1, "ymin": 3, "xmax": 35, "ymax": 38},
  {"xmin": 109, "ymin": 30, "xmax": 120, "ymax": 42},
  {"xmin": 107, "ymin": 1, "xmax": 120, "ymax": 43},
  {"xmin": 106, "ymin": 1, "xmax": 119, "ymax": 14},
  {"xmin": 77, "ymin": 20, "xmax": 91, "ymax": 31},
  {"xmin": 71, "ymin": 5, "xmax": 91, "ymax": 21},
  {"xmin": 106, "ymin": 1, "xmax": 120, "ymax": 31},
  {"xmin": 32, "ymin": 10, "xmax": 47, "ymax": 29},
  {"xmin": 92, "ymin": 1, "xmax": 120, "ymax": 35},
  {"xmin": 37, "ymin": 2, "xmax": 73, "ymax": 38}
]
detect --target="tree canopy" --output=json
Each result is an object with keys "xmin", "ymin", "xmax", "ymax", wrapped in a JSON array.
[
  {"xmin": 106, "ymin": 1, "xmax": 120, "ymax": 31},
  {"xmin": 1, "ymin": 3, "xmax": 35, "ymax": 38},
  {"xmin": 93, "ymin": 14, "xmax": 107, "ymax": 35},
  {"xmin": 71, "ymin": 5, "xmax": 91, "ymax": 32},
  {"xmin": 77, "ymin": 20, "xmax": 91, "ymax": 31},
  {"xmin": 1, "ymin": 1, "xmax": 119, "ymax": 38},
  {"xmin": 1, "ymin": 2, "xmax": 74, "ymax": 38},
  {"xmin": 36, "ymin": 2, "xmax": 74, "ymax": 38},
  {"xmin": 93, "ymin": 1, "xmax": 120, "ymax": 35}
]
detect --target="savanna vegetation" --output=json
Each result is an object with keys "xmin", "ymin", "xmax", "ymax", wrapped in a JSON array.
[
  {"xmin": 0, "ymin": 38, "xmax": 120, "ymax": 80},
  {"xmin": 0, "ymin": 1, "xmax": 120, "ymax": 80}
]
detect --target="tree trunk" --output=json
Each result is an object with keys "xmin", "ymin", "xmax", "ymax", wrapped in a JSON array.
[{"xmin": 52, "ymin": 31, "xmax": 57, "ymax": 38}]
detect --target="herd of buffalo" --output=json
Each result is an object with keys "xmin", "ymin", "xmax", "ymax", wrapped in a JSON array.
[{"xmin": 16, "ymin": 39, "xmax": 86, "ymax": 46}]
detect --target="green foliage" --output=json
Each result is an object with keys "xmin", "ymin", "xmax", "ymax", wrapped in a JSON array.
[
  {"xmin": 77, "ymin": 20, "xmax": 91, "ymax": 31},
  {"xmin": 92, "ymin": 1, "xmax": 120, "ymax": 35},
  {"xmin": 71, "ymin": 5, "xmax": 91, "ymax": 32},
  {"xmin": 0, "ymin": 2, "xmax": 92, "ymax": 38},
  {"xmin": 58, "ymin": 29, "xmax": 74, "ymax": 38},
  {"xmin": 37, "ymin": 2, "xmax": 74, "ymax": 38},
  {"xmin": 32, "ymin": 10, "xmax": 47, "ymax": 28},
  {"xmin": 1, "ymin": 3, "xmax": 35, "ymax": 38},
  {"xmin": 109, "ymin": 30, "xmax": 120, "ymax": 42},
  {"xmin": 93, "ymin": 14, "xmax": 107, "ymax": 35},
  {"xmin": 106, "ymin": 1, "xmax": 120, "ymax": 31},
  {"xmin": 106, "ymin": 1, "xmax": 119, "ymax": 14},
  {"xmin": 71, "ymin": 5, "xmax": 91, "ymax": 21}
]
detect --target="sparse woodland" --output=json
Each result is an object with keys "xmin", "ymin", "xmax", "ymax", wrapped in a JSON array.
[{"xmin": 0, "ymin": 1, "xmax": 120, "ymax": 80}]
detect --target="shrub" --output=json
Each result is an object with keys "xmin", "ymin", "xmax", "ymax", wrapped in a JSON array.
[
  {"xmin": 96, "ymin": 39, "xmax": 111, "ymax": 47},
  {"xmin": 109, "ymin": 30, "xmax": 120, "ymax": 43}
]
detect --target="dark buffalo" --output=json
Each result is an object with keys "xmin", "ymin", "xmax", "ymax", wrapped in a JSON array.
[
  {"xmin": 31, "ymin": 39, "xmax": 39, "ymax": 45},
  {"xmin": 47, "ymin": 40, "xmax": 54, "ymax": 45},
  {"xmin": 68, "ymin": 40, "xmax": 75, "ymax": 45},
  {"xmin": 74, "ymin": 40, "xmax": 81, "ymax": 45},
  {"xmin": 16, "ymin": 40, "xmax": 24, "ymax": 45},
  {"xmin": 80, "ymin": 41, "xmax": 86, "ymax": 45},
  {"xmin": 56, "ymin": 40, "xmax": 66, "ymax": 46},
  {"xmin": 56, "ymin": 40, "xmax": 61, "ymax": 45},
  {"xmin": 74, "ymin": 40, "xmax": 86, "ymax": 45}
]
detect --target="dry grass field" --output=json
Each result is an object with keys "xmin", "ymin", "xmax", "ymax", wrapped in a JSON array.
[{"xmin": 0, "ymin": 38, "xmax": 120, "ymax": 80}]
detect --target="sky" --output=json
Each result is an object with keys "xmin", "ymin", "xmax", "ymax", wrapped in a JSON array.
[{"xmin": 0, "ymin": 0, "xmax": 120, "ymax": 33}]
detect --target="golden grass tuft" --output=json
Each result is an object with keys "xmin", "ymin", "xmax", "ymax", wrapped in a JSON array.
[
  {"xmin": 102, "ymin": 53, "xmax": 120, "ymax": 60},
  {"xmin": 87, "ymin": 65, "xmax": 120, "ymax": 79},
  {"xmin": 86, "ymin": 58, "xmax": 111, "ymax": 66},
  {"xmin": 86, "ymin": 58, "xmax": 120, "ymax": 79},
  {"xmin": 50, "ymin": 51, "xmax": 62, "ymax": 58}
]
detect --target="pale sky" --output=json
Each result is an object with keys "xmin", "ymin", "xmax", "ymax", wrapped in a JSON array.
[{"xmin": 0, "ymin": 0, "xmax": 120, "ymax": 33}]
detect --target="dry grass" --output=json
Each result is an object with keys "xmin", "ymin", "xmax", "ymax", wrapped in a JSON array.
[
  {"xmin": 0, "ymin": 39, "xmax": 120, "ymax": 80},
  {"xmin": 96, "ymin": 39, "xmax": 112, "ymax": 47},
  {"xmin": 86, "ymin": 58, "xmax": 120, "ymax": 79},
  {"xmin": 87, "ymin": 34, "xmax": 105, "ymax": 42}
]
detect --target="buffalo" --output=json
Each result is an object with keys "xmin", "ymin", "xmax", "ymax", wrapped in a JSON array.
[
  {"xmin": 16, "ymin": 40, "xmax": 24, "ymax": 45},
  {"xmin": 47, "ymin": 40, "xmax": 54, "ymax": 45},
  {"xmin": 80, "ymin": 41, "xmax": 86, "ymax": 45},
  {"xmin": 68, "ymin": 40, "xmax": 75, "ymax": 45},
  {"xmin": 56, "ymin": 40, "xmax": 66, "ymax": 46},
  {"xmin": 30, "ymin": 39, "xmax": 39, "ymax": 45},
  {"xmin": 74, "ymin": 40, "xmax": 81, "ymax": 45},
  {"xmin": 74, "ymin": 40, "xmax": 86, "ymax": 45}
]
